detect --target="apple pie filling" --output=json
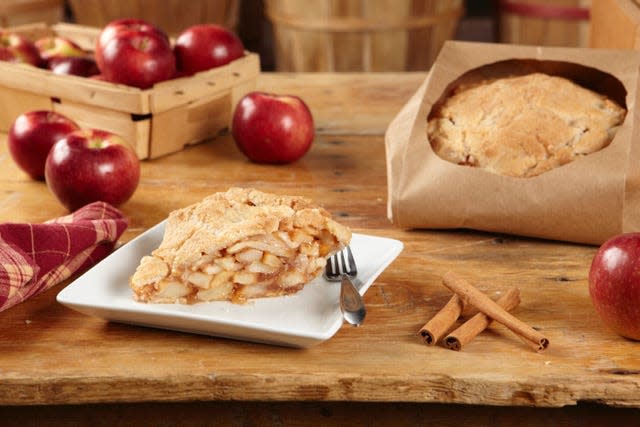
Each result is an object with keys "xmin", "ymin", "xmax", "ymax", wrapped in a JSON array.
[{"xmin": 130, "ymin": 188, "xmax": 351, "ymax": 304}]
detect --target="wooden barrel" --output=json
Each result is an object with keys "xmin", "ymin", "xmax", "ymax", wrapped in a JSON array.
[
  {"xmin": 67, "ymin": 0, "xmax": 240, "ymax": 35},
  {"xmin": 265, "ymin": 0, "xmax": 463, "ymax": 72},
  {"xmin": 499, "ymin": 0, "xmax": 591, "ymax": 47},
  {"xmin": 0, "ymin": 0, "xmax": 64, "ymax": 27}
]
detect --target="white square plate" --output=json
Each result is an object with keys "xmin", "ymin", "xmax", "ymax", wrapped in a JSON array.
[{"xmin": 57, "ymin": 221, "xmax": 403, "ymax": 348}]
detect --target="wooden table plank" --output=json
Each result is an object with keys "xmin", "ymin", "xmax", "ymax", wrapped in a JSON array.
[
  {"xmin": 1, "ymin": 401, "xmax": 639, "ymax": 427},
  {"xmin": 0, "ymin": 73, "xmax": 638, "ymax": 413}
]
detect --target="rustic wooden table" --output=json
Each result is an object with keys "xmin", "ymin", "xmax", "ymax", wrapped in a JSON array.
[{"xmin": 0, "ymin": 73, "xmax": 639, "ymax": 425}]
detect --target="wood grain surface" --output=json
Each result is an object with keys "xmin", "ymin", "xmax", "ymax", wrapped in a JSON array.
[{"xmin": 0, "ymin": 72, "xmax": 638, "ymax": 424}]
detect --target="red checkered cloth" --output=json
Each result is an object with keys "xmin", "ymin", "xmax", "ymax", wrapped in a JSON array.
[{"xmin": 0, "ymin": 202, "xmax": 128, "ymax": 312}]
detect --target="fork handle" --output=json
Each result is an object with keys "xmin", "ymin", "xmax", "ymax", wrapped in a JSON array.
[{"xmin": 340, "ymin": 275, "xmax": 366, "ymax": 326}]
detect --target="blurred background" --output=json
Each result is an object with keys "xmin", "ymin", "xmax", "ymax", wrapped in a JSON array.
[{"xmin": 0, "ymin": 0, "xmax": 600, "ymax": 72}]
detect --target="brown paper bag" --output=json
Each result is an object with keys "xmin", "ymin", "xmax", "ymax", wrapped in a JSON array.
[{"xmin": 385, "ymin": 41, "xmax": 640, "ymax": 245}]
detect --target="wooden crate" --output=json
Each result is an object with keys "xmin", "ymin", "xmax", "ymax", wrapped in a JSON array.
[
  {"xmin": 265, "ymin": 0, "xmax": 463, "ymax": 72},
  {"xmin": 498, "ymin": 0, "xmax": 591, "ymax": 47},
  {"xmin": 0, "ymin": 0, "xmax": 63, "ymax": 27},
  {"xmin": 590, "ymin": 0, "xmax": 640, "ymax": 48},
  {"xmin": 0, "ymin": 22, "xmax": 260, "ymax": 159}
]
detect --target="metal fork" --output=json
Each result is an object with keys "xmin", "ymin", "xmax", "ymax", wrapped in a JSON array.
[{"xmin": 323, "ymin": 246, "xmax": 366, "ymax": 326}]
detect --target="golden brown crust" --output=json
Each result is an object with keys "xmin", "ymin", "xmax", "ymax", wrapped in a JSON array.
[
  {"xmin": 130, "ymin": 187, "xmax": 352, "ymax": 304},
  {"xmin": 427, "ymin": 73, "xmax": 627, "ymax": 178}
]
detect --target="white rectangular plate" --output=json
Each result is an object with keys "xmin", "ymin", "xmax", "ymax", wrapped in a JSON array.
[{"xmin": 57, "ymin": 221, "xmax": 403, "ymax": 348}]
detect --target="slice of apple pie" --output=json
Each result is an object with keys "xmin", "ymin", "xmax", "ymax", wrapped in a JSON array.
[{"xmin": 130, "ymin": 187, "xmax": 351, "ymax": 304}]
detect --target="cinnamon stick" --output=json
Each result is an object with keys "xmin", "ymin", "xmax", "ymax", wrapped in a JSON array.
[
  {"xmin": 444, "ymin": 287, "xmax": 521, "ymax": 351},
  {"xmin": 418, "ymin": 293, "xmax": 464, "ymax": 345},
  {"xmin": 442, "ymin": 271, "xmax": 549, "ymax": 351}
]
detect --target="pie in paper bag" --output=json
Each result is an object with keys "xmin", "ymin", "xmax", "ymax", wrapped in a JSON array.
[{"xmin": 385, "ymin": 41, "xmax": 640, "ymax": 245}]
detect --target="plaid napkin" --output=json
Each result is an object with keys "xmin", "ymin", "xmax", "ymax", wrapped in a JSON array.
[{"xmin": 0, "ymin": 202, "xmax": 128, "ymax": 312}]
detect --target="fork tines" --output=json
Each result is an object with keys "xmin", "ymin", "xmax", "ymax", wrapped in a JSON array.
[
  {"xmin": 325, "ymin": 246, "xmax": 357, "ymax": 279},
  {"xmin": 343, "ymin": 246, "xmax": 358, "ymax": 276}
]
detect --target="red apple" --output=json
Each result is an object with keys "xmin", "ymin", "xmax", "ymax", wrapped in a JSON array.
[
  {"xmin": 48, "ymin": 56, "xmax": 99, "ymax": 77},
  {"xmin": 231, "ymin": 92, "xmax": 314, "ymax": 164},
  {"xmin": 45, "ymin": 129, "xmax": 140, "ymax": 211},
  {"xmin": 589, "ymin": 233, "xmax": 640, "ymax": 340},
  {"xmin": 8, "ymin": 111, "xmax": 80, "ymax": 180},
  {"xmin": 0, "ymin": 30, "xmax": 41, "ymax": 66},
  {"xmin": 34, "ymin": 36, "xmax": 85, "ymax": 64},
  {"xmin": 95, "ymin": 18, "xmax": 168, "ymax": 71},
  {"xmin": 99, "ymin": 30, "xmax": 175, "ymax": 89},
  {"xmin": 174, "ymin": 24, "xmax": 244, "ymax": 74}
]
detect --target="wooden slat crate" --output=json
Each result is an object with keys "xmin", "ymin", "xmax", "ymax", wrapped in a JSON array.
[
  {"xmin": 66, "ymin": 0, "xmax": 240, "ymax": 35},
  {"xmin": 0, "ymin": 0, "xmax": 63, "ymax": 27},
  {"xmin": 0, "ymin": 22, "xmax": 260, "ymax": 159}
]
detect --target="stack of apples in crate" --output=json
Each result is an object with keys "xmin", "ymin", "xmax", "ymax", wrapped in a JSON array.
[
  {"xmin": 95, "ymin": 19, "xmax": 245, "ymax": 88},
  {"xmin": 0, "ymin": 18, "xmax": 245, "ymax": 85},
  {"xmin": 3, "ymin": 18, "xmax": 316, "ymax": 212}
]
